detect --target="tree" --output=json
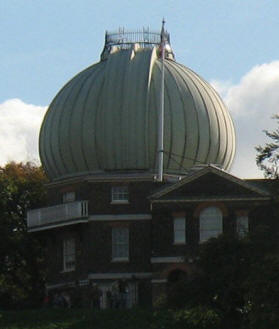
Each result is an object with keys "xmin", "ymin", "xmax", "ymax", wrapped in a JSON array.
[
  {"xmin": 197, "ymin": 234, "xmax": 250, "ymax": 328},
  {"xmin": 256, "ymin": 114, "xmax": 279, "ymax": 178},
  {"xmin": 165, "ymin": 234, "xmax": 249, "ymax": 328},
  {"xmin": 244, "ymin": 255, "xmax": 279, "ymax": 329},
  {"xmin": 166, "ymin": 226, "xmax": 279, "ymax": 329},
  {"xmin": 0, "ymin": 162, "xmax": 48, "ymax": 309}
]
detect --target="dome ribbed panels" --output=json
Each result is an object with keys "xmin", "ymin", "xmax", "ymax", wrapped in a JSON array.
[{"xmin": 39, "ymin": 47, "xmax": 235, "ymax": 180}]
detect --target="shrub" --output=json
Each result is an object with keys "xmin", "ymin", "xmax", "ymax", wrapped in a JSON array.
[
  {"xmin": 174, "ymin": 306, "xmax": 222, "ymax": 329},
  {"xmin": 152, "ymin": 307, "xmax": 221, "ymax": 329}
]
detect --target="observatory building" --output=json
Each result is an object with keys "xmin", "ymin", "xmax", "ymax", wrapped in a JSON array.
[{"xmin": 27, "ymin": 26, "xmax": 272, "ymax": 307}]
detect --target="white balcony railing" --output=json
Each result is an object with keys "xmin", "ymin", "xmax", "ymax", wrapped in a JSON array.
[{"xmin": 27, "ymin": 201, "xmax": 88, "ymax": 229}]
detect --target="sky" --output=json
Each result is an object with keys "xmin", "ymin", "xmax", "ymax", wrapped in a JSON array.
[{"xmin": 1, "ymin": 0, "xmax": 279, "ymax": 178}]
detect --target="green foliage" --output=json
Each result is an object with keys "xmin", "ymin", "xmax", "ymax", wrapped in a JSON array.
[
  {"xmin": 166, "ymin": 229, "xmax": 279, "ymax": 329},
  {"xmin": 0, "ymin": 308, "xmax": 154, "ymax": 329},
  {"xmin": 256, "ymin": 114, "xmax": 279, "ymax": 178},
  {"xmin": 0, "ymin": 162, "xmax": 48, "ymax": 309},
  {"xmin": 152, "ymin": 307, "xmax": 221, "ymax": 329},
  {"xmin": 174, "ymin": 307, "xmax": 221, "ymax": 329},
  {"xmin": 0, "ymin": 307, "xmax": 221, "ymax": 329},
  {"xmin": 167, "ymin": 275, "xmax": 209, "ymax": 309},
  {"xmin": 152, "ymin": 293, "xmax": 167, "ymax": 309},
  {"xmin": 152, "ymin": 309, "xmax": 175, "ymax": 329},
  {"xmin": 198, "ymin": 234, "xmax": 249, "ymax": 315},
  {"xmin": 243, "ymin": 255, "xmax": 279, "ymax": 329}
]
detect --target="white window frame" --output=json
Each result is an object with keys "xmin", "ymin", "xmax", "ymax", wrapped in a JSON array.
[
  {"xmin": 174, "ymin": 217, "xmax": 186, "ymax": 244},
  {"xmin": 63, "ymin": 238, "xmax": 76, "ymax": 272},
  {"xmin": 63, "ymin": 191, "xmax": 75, "ymax": 203},
  {"xmin": 236, "ymin": 215, "xmax": 249, "ymax": 237},
  {"xmin": 199, "ymin": 207, "xmax": 223, "ymax": 243},
  {"xmin": 112, "ymin": 227, "xmax": 129, "ymax": 262},
  {"xmin": 111, "ymin": 186, "xmax": 129, "ymax": 204}
]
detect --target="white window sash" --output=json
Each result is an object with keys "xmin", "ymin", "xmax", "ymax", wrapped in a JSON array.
[
  {"xmin": 174, "ymin": 217, "xmax": 186, "ymax": 244},
  {"xmin": 237, "ymin": 215, "xmax": 248, "ymax": 237},
  {"xmin": 111, "ymin": 186, "xmax": 129, "ymax": 203},
  {"xmin": 200, "ymin": 207, "xmax": 223, "ymax": 242},
  {"xmin": 63, "ymin": 191, "xmax": 75, "ymax": 203},
  {"xmin": 63, "ymin": 238, "xmax": 76, "ymax": 271},
  {"xmin": 112, "ymin": 227, "xmax": 129, "ymax": 260}
]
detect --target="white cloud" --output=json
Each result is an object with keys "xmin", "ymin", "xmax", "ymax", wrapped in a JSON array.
[
  {"xmin": 212, "ymin": 61, "xmax": 279, "ymax": 178},
  {"xmin": 0, "ymin": 99, "xmax": 47, "ymax": 166}
]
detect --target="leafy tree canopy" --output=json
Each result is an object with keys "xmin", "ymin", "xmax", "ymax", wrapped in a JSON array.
[
  {"xmin": 167, "ymin": 226, "xmax": 279, "ymax": 329},
  {"xmin": 0, "ymin": 162, "xmax": 48, "ymax": 309},
  {"xmin": 256, "ymin": 114, "xmax": 279, "ymax": 178}
]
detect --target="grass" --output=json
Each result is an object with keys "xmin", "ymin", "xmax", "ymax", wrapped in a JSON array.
[{"xmin": 0, "ymin": 308, "xmax": 154, "ymax": 329}]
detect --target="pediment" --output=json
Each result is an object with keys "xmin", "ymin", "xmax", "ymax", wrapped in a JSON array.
[{"xmin": 150, "ymin": 165, "xmax": 270, "ymax": 201}]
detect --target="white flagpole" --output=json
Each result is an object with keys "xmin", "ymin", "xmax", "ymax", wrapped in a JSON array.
[{"xmin": 158, "ymin": 19, "xmax": 166, "ymax": 182}]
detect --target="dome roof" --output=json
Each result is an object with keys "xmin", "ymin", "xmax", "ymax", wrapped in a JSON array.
[{"xmin": 39, "ymin": 31, "xmax": 235, "ymax": 181}]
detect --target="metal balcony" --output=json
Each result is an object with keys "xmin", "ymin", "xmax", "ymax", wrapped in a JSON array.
[{"xmin": 27, "ymin": 201, "xmax": 88, "ymax": 232}]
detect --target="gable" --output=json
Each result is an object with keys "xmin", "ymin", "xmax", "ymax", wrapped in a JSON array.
[
  {"xmin": 162, "ymin": 173, "xmax": 260, "ymax": 199},
  {"xmin": 150, "ymin": 167, "xmax": 271, "ymax": 201}
]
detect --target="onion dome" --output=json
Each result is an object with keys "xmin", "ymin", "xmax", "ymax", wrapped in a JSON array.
[{"xmin": 39, "ymin": 29, "xmax": 235, "ymax": 181}]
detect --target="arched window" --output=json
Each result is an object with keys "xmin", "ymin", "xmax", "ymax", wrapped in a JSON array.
[{"xmin": 199, "ymin": 207, "xmax": 223, "ymax": 242}]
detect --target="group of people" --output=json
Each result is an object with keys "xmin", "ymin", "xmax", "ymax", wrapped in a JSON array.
[
  {"xmin": 106, "ymin": 280, "xmax": 129, "ymax": 308},
  {"xmin": 43, "ymin": 291, "xmax": 72, "ymax": 308},
  {"xmin": 43, "ymin": 279, "xmax": 129, "ymax": 309}
]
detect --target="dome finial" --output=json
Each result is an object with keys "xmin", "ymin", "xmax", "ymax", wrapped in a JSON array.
[{"xmin": 160, "ymin": 18, "xmax": 166, "ymax": 42}]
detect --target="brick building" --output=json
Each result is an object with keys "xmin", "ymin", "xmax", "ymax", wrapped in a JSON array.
[{"xmin": 27, "ymin": 27, "xmax": 273, "ymax": 308}]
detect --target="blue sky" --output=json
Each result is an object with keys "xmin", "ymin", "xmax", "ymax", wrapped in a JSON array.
[
  {"xmin": 1, "ymin": 0, "xmax": 279, "ymax": 177},
  {"xmin": 1, "ymin": 0, "xmax": 278, "ymax": 105}
]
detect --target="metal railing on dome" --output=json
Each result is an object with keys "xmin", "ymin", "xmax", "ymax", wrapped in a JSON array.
[
  {"xmin": 105, "ymin": 28, "xmax": 170, "ymax": 48},
  {"xmin": 101, "ymin": 28, "xmax": 174, "ymax": 60}
]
